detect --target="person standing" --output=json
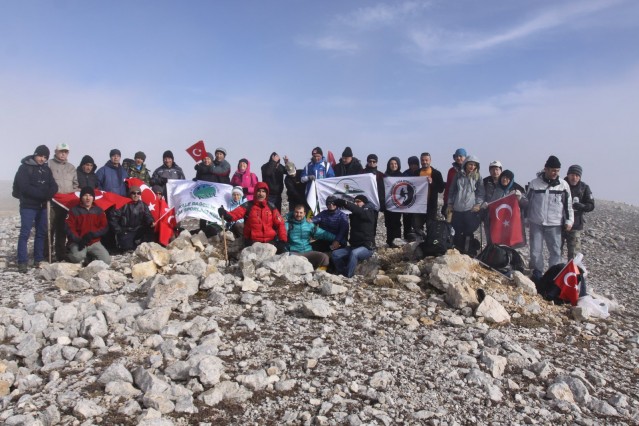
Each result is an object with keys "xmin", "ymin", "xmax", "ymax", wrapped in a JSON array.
[
  {"xmin": 563, "ymin": 165, "xmax": 594, "ymax": 259},
  {"xmin": 402, "ymin": 156, "xmax": 420, "ymax": 240},
  {"xmin": 77, "ymin": 155, "xmax": 98, "ymax": 189},
  {"xmin": 526, "ymin": 155, "xmax": 574, "ymax": 281},
  {"xmin": 301, "ymin": 147, "xmax": 334, "ymax": 193},
  {"xmin": 127, "ymin": 151, "xmax": 151, "ymax": 185},
  {"xmin": 442, "ymin": 148, "xmax": 466, "ymax": 215},
  {"xmin": 13, "ymin": 145, "xmax": 58, "ymax": 272},
  {"xmin": 383, "ymin": 157, "xmax": 403, "ymax": 247},
  {"xmin": 334, "ymin": 147, "xmax": 364, "ymax": 177},
  {"xmin": 96, "ymin": 149, "xmax": 127, "ymax": 196},
  {"xmin": 261, "ymin": 152, "xmax": 287, "ymax": 212},
  {"xmin": 231, "ymin": 158, "xmax": 258, "ymax": 201},
  {"xmin": 151, "ymin": 150, "xmax": 186, "ymax": 194},
  {"xmin": 412, "ymin": 152, "xmax": 445, "ymax": 235},
  {"xmin": 48, "ymin": 143, "xmax": 80, "ymax": 261},
  {"xmin": 212, "ymin": 147, "xmax": 231, "ymax": 184},
  {"xmin": 65, "ymin": 186, "xmax": 111, "ymax": 265}
]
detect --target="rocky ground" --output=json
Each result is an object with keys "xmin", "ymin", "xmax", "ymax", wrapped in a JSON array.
[{"xmin": 0, "ymin": 199, "xmax": 637, "ymax": 425}]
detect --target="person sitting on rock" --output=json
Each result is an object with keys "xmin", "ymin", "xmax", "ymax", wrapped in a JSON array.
[
  {"xmin": 218, "ymin": 182, "xmax": 287, "ymax": 253},
  {"xmin": 65, "ymin": 186, "xmax": 111, "ymax": 265},
  {"xmin": 286, "ymin": 204, "xmax": 336, "ymax": 270},
  {"xmin": 332, "ymin": 195, "xmax": 377, "ymax": 278},
  {"xmin": 109, "ymin": 185, "xmax": 155, "ymax": 252},
  {"xmin": 310, "ymin": 195, "xmax": 349, "ymax": 252}
]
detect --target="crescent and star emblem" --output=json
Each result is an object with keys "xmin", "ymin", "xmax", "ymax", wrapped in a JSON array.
[{"xmin": 495, "ymin": 203, "xmax": 513, "ymax": 226}]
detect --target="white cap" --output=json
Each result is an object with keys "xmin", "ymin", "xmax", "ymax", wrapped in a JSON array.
[
  {"xmin": 56, "ymin": 143, "xmax": 70, "ymax": 151},
  {"xmin": 489, "ymin": 160, "xmax": 502, "ymax": 169}
]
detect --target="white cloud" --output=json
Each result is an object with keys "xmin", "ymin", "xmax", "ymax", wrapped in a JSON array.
[
  {"xmin": 296, "ymin": 36, "xmax": 359, "ymax": 53},
  {"xmin": 336, "ymin": 1, "xmax": 430, "ymax": 30}
]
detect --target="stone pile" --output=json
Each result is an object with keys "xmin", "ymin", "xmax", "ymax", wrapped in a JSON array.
[{"xmin": 0, "ymin": 200, "xmax": 637, "ymax": 425}]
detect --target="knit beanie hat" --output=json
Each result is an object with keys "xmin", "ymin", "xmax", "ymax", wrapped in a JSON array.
[
  {"xmin": 206, "ymin": 152, "xmax": 214, "ymax": 160},
  {"xmin": 34, "ymin": 145, "xmax": 50, "ymax": 158},
  {"xmin": 80, "ymin": 155, "xmax": 95, "ymax": 167},
  {"xmin": 312, "ymin": 147, "xmax": 323, "ymax": 156},
  {"xmin": 80, "ymin": 186, "xmax": 95, "ymax": 198},
  {"xmin": 215, "ymin": 147, "xmax": 227, "ymax": 156},
  {"xmin": 567, "ymin": 165, "xmax": 582, "ymax": 177},
  {"xmin": 326, "ymin": 195, "xmax": 338, "ymax": 206},
  {"xmin": 232, "ymin": 186, "xmax": 244, "ymax": 196},
  {"xmin": 163, "ymin": 150, "xmax": 174, "ymax": 160},
  {"xmin": 367, "ymin": 154, "xmax": 378, "ymax": 162},
  {"xmin": 545, "ymin": 155, "xmax": 561, "ymax": 169},
  {"xmin": 152, "ymin": 185, "xmax": 163, "ymax": 194},
  {"xmin": 454, "ymin": 148, "xmax": 467, "ymax": 157},
  {"xmin": 109, "ymin": 149, "xmax": 121, "ymax": 157},
  {"xmin": 134, "ymin": 151, "xmax": 146, "ymax": 161},
  {"xmin": 342, "ymin": 147, "xmax": 353, "ymax": 157},
  {"xmin": 407, "ymin": 156, "xmax": 419, "ymax": 166},
  {"xmin": 354, "ymin": 195, "xmax": 369, "ymax": 203}
]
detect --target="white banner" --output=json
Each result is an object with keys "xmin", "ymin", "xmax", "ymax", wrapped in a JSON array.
[
  {"xmin": 307, "ymin": 174, "xmax": 379, "ymax": 215},
  {"xmin": 166, "ymin": 180, "xmax": 234, "ymax": 224},
  {"xmin": 383, "ymin": 176, "xmax": 429, "ymax": 213}
]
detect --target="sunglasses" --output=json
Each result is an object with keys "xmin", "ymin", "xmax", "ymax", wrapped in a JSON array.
[{"xmin": 130, "ymin": 191, "xmax": 141, "ymax": 195}]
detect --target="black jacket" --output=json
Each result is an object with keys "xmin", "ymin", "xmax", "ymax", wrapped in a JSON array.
[
  {"xmin": 343, "ymin": 200, "xmax": 377, "ymax": 249},
  {"xmin": 334, "ymin": 158, "xmax": 364, "ymax": 177},
  {"xmin": 566, "ymin": 179, "xmax": 594, "ymax": 230},
  {"xmin": 109, "ymin": 200, "xmax": 154, "ymax": 233},
  {"xmin": 261, "ymin": 159, "xmax": 286, "ymax": 196},
  {"xmin": 77, "ymin": 163, "xmax": 99, "ymax": 189},
  {"xmin": 285, "ymin": 170, "xmax": 307, "ymax": 208},
  {"xmin": 14, "ymin": 156, "xmax": 58, "ymax": 209}
]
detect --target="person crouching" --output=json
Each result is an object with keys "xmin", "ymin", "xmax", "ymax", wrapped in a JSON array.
[
  {"xmin": 65, "ymin": 186, "xmax": 111, "ymax": 265},
  {"xmin": 109, "ymin": 185, "xmax": 155, "ymax": 252}
]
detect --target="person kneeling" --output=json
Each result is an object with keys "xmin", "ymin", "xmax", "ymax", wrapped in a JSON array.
[
  {"xmin": 332, "ymin": 195, "xmax": 377, "ymax": 278},
  {"xmin": 109, "ymin": 185, "xmax": 155, "ymax": 252},
  {"xmin": 65, "ymin": 186, "xmax": 111, "ymax": 265}
]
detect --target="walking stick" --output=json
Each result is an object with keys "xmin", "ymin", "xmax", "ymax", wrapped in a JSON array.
[
  {"xmin": 47, "ymin": 201, "xmax": 52, "ymax": 263},
  {"xmin": 220, "ymin": 217, "xmax": 229, "ymax": 266}
]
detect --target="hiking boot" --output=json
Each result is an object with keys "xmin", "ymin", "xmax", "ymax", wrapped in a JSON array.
[{"xmin": 17, "ymin": 263, "xmax": 28, "ymax": 273}]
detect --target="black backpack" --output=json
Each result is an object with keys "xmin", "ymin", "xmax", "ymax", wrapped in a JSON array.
[
  {"xmin": 419, "ymin": 220, "xmax": 454, "ymax": 257},
  {"xmin": 477, "ymin": 244, "xmax": 526, "ymax": 276}
]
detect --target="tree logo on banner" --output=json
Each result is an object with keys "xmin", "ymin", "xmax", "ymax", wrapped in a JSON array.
[
  {"xmin": 332, "ymin": 178, "xmax": 366, "ymax": 201},
  {"xmin": 389, "ymin": 180, "xmax": 416, "ymax": 208},
  {"xmin": 192, "ymin": 183, "xmax": 218, "ymax": 199}
]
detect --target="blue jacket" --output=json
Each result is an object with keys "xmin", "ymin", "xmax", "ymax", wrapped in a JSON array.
[
  {"xmin": 286, "ymin": 213, "xmax": 335, "ymax": 253},
  {"xmin": 301, "ymin": 157, "xmax": 334, "ymax": 184},
  {"xmin": 311, "ymin": 208, "xmax": 349, "ymax": 246},
  {"xmin": 96, "ymin": 161, "xmax": 128, "ymax": 196}
]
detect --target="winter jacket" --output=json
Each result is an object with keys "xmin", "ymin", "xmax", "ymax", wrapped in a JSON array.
[
  {"xmin": 226, "ymin": 182, "xmax": 287, "ymax": 243},
  {"xmin": 109, "ymin": 200, "xmax": 154, "ymax": 233},
  {"xmin": 49, "ymin": 157, "xmax": 79, "ymax": 194},
  {"xmin": 334, "ymin": 157, "xmax": 364, "ymax": 177},
  {"xmin": 285, "ymin": 170, "xmax": 307, "ymax": 208},
  {"xmin": 448, "ymin": 156, "xmax": 485, "ymax": 212},
  {"xmin": 443, "ymin": 162, "xmax": 463, "ymax": 206},
  {"xmin": 342, "ymin": 199, "xmax": 377, "ymax": 249},
  {"xmin": 77, "ymin": 163, "xmax": 98, "ymax": 189},
  {"xmin": 286, "ymin": 213, "xmax": 335, "ymax": 253},
  {"xmin": 151, "ymin": 163, "xmax": 186, "ymax": 193},
  {"xmin": 260, "ymin": 158, "xmax": 286, "ymax": 196},
  {"xmin": 127, "ymin": 163, "xmax": 151, "ymax": 185},
  {"xmin": 13, "ymin": 156, "xmax": 59, "ymax": 209},
  {"xmin": 65, "ymin": 204, "xmax": 108, "ymax": 246},
  {"xmin": 363, "ymin": 165, "xmax": 385, "ymax": 210},
  {"xmin": 311, "ymin": 209, "xmax": 349, "ymax": 246},
  {"xmin": 96, "ymin": 161, "xmax": 128, "ymax": 196},
  {"xmin": 231, "ymin": 160, "xmax": 259, "ymax": 201},
  {"xmin": 566, "ymin": 179, "xmax": 594, "ymax": 230},
  {"xmin": 194, "ymin": 159, "xmax": 231, "ymax": 184},
  {"xmin": 483, "ymin": 175, "xmax": 525, "ymax": 202},
  {"xmin": 301, "ymin": 157, "xmax": 334, "ymax": 184},
  {"xmin": 526, "ymin": 173, "xmax": 574, "ymax": 227}
]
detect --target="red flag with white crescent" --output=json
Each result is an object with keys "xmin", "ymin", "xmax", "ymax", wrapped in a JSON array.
[
  {"xmin": 53, "ymin": 190, "xmax": 131, "ymax": 211},
  {"xmin": 126, "ymin": 177, "xmax": 176, "ymax": 245},
  {"xmin": 488, "ymin": 193, "xmax": 523, "ymax": 246},
  {"xmin": 186, "ymin": 140, "xmax": 207, "ymax": 163},
  {"xmin": 554, "ymin": 259, "xmax": 581, "ymax": 305}
]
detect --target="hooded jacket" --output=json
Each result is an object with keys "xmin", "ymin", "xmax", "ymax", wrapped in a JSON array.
[
  {"xmin": 49, "ymin": 156, "xmax": 79, "ymax": 194},
  {"xmin": 14, "ymin": 155, "xmax": 58, "ymax": 209},
  {"xmin": 231, "ymin": 159, "xmax": 259, "ymax": 201},
  {"xmin": 286, "ymin": 212, "xmax": 335, "ymax": 253},
  {"xmin": 527, "ymin": 172, "xmax": 574, "ymax": 227},
  {"xmin": 194, "ymin": 158, "xmax": 231, "ymax": 184},
  {"xmin": 448, "ymin": 156, "xmax": 485, "ymax": 212},
  {"xmin": 77, "ymin": 156, "xmax": 98, "ymax": 189},
  {"xmin": 565, "ymin": 179, "xmax": 594, "ymax": 230},
  {"xmin": 226, "ymin": 182, "xmax": 287, "ymax": 243},
  {"xmin": 96, "ymin": 160, "xmax": 128, "ymax": 196},
  {"xmin": 260, "ymin": 155, "xmax": 287, "ymax": 196},
  {"xmin": 341, "ymin": 199, "xmax": 377, "ymax": 249}
]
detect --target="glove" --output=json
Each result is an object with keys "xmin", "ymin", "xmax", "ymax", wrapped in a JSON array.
[
  {"xmin": 308, "ymin": 175, "xmax": 316, "ymax": 181},
  {"xmin": 573, "ymin": 202, "xmax": 585, "ymax": 211},
  {"xmin": 218, "ymin": 206, "xmax": 227, "ymax": 218},
  {"xmin": 334, "ymin": 198, "xmax": 347, "ymax": 208},
  {"xmin": 275, "ymin": 240, "xmax": 287, "ymax": 254}
]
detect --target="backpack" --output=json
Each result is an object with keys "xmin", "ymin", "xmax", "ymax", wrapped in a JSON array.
[
  {"xmin": 536, "ymin": 263, "xmax": 587, "ymax": 304},
  {"xmin": 477, "ymin": 244, "xmax": 526, "ymax": 276},
  {"xmin": 419, "ymin": 220, "xmax": 454, "ymax": 257}
]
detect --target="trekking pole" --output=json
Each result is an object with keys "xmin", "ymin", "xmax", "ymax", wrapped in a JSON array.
[
  {"xmin": 47, "ymin": 201, "xmax": 52, "ymax": 263},
  {"xmin": 220, "ymin": 217, "xmax": 229, "ymax": 266}
]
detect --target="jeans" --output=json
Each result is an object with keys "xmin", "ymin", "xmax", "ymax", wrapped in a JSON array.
[
  {"xmin": 332, "ymin": 246, "xmax": 373, "ymax": 278},
  {"xmin": 529, "ymin": 222, "xmax": 563, "ymax": 276},
  {"xmin": 18, "ymin": 207, "xmax": 48, "ymax": 265}
]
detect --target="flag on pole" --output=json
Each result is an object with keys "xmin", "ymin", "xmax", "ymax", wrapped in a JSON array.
[
  {"xmin": 186, "ymin": 140, "xmax": 207, "ymax": 163},
  {"xmin": 383, "ymin": 176, "xmax": 428, "ymax": 213},
  {"xmin": 488, "ymin": 193, "xmax": 524, "ymax": 246},
  {"xmin": 554, "ymin": 259, "xmax": 581, "ymax": 305},
  {"xmin": 166, "ymin": 180, "xmax": 234, "ymax": 224},
  {"xmin": 307, "ymin": 174, "xmax": 379, "ymax": 215},
  {"xmin": 53, "ymin": 190, "xmax": 130, "ymax": 211}
]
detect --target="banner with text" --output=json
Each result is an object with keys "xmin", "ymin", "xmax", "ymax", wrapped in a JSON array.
[
  {"xmin": 383, "ymin": 176, "xmax": 428, "ymax": 213},
  {"xmin": 307, "ymin": 174, "xmax": 379, "ymax": 215},
  {"xmin": 166, "ymin": 180, "xmax": 233, "ymax": 224}
]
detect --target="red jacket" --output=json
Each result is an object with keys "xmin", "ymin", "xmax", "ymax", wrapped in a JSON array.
[
  {"xmin": 65, "ymin": 204, "xmax": 108, "ymax": 246},
  {"xmin": 227, "ymin": 199, "xmax": 287, "ymax": 243}
]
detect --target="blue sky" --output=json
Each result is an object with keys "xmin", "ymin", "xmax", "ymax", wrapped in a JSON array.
[{"xmin": 1, "ymin": 0, "xmax": 638, "ymax": 204}]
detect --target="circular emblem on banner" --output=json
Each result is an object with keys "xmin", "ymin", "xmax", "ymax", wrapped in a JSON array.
[
  {"xmin": 390, "ymin": 180, "xmax": 416, "ymax": 208},
  {"xmin": 192, "ymin": 184, "xmax": 217, "ymax": 199}
]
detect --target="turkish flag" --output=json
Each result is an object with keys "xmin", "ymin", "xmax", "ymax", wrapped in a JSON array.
[
  {"xmin": 53, "ymin": 190, "xmax": 131, "ymax": 211},
  {"xmin": 125, "ymin": 178, "xmax": 156, "ymax": 206},
  {"xmin": 327, "ymin": 150, "xmax": 336, "ymax": 167},
  {"xmin": 186, "ymin": 140, "xmax": 207, "ymax": 163},
  {"xmin": 488, "ymin": 193, "xmax": 524, "ymax": 247},
  {"xmin": 126, "ymin": 177, "xmax": 176, "ymax": 245},
  {"xmin": 554, "ymin": 259, "xmax": 581, "ymax": 305}
]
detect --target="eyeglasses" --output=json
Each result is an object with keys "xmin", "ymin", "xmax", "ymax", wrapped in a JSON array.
[{"xmin": 130, "ymin": 191, "xmax": 141, "ymax": 195}]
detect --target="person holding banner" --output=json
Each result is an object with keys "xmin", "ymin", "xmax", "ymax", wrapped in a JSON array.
[
  {"xmin": 218, "ymin": 182, "xmax": 288, "ymax": 253},
  {"xmin": 151, "ymin": 150, "xmax": 186, "ymax": 194},
  {"xmin": 402, "ymin": 156, "xmax": 420, "ymax": 241},
  {"xmin": 65, "ymin": 186, "xmax": 111, "ymax": 265},
  {"xmin": 384, "ymin": 157, "xmax": 403, "ymax": 247},
  {"xmin": 332, "ymin": 195, "xmax": 377, "ymax": 278}
]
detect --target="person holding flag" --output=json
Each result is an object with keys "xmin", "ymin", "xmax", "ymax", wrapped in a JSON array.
[
  {"xmin": 484, "ymin": 169, "xmax": 528, "ymax": 247},
  {"xmin": 65, "ymin": 186, "xmax": 111, "ymax": 265}
]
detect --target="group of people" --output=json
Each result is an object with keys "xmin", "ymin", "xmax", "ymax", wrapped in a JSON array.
[{"xmin": 14, "ymin": 143, "xmax": 594, "ymax": 281}]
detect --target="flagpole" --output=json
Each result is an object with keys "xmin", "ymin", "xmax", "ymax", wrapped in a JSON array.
[
  {"xmin": 47, "ymin": 201, "xmax": 52, "ymax": 264},
  {"xmin": 220, "ymin": 217, "xmax": 229, "ymax": 266}
]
